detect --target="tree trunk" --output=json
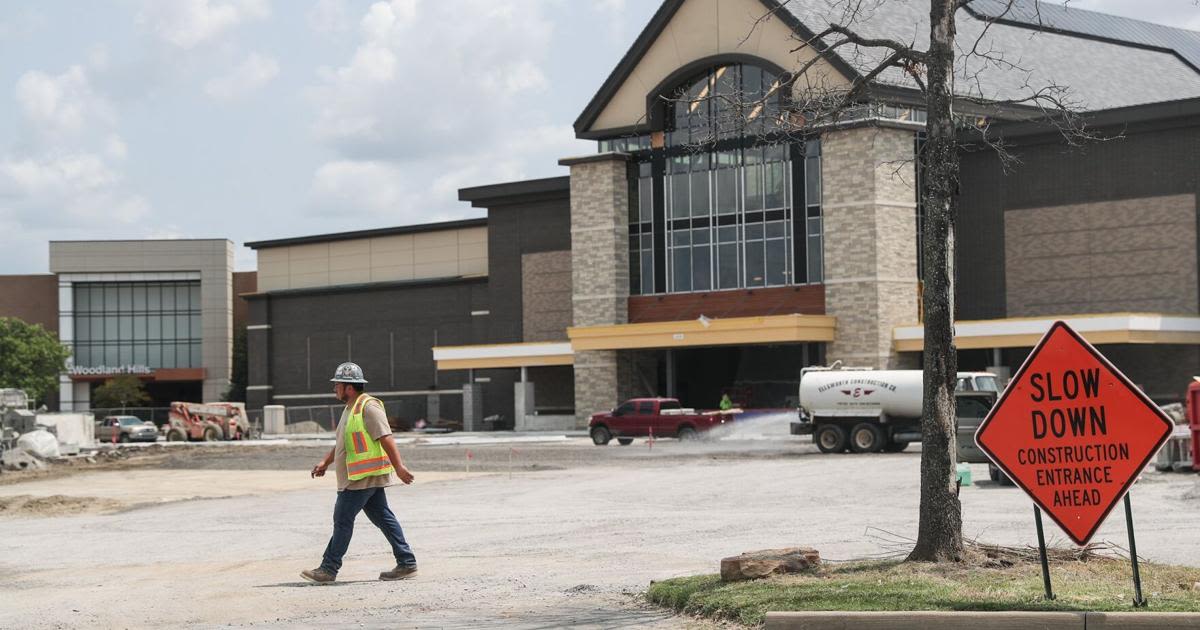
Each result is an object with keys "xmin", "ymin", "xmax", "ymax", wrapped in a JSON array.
[{"xmin": 907, "ymin": 0, "xmax": 963, "ymax": 563}]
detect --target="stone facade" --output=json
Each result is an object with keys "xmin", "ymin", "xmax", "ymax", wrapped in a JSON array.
[
  {"xmin": 562, "ymin": 153, "xmax": 632, "ymax": 426},
  {"xmin": 521, "ymin": 250, "xmax": 573, "ymax": 342},
  {"xmin": 821, "ymin": 126, "xmax": 920, "ymax": 369},
  {"xmin": 573, "ymin": 350, "xmax": 620, "ymax": 425},
  {"xmin": 1005, "ymin": 194, "xmax": 1198, "ymax": 316}
]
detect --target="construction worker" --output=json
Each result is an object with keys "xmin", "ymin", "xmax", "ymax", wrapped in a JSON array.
[
  {"xmin": 301, "ymin": 362, "xmax": 417, "ymax": 584},
  {"xmin": 719, "ymin": 393, "xmax": 734, "ymax": 411}
]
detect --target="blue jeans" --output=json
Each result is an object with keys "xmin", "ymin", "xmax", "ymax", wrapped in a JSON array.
[{"xmin": 320, "ymin": 486, "xmax": 416, "ymax": 575}]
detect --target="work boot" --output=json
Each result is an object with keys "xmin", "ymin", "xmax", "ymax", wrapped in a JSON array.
[
  {"xmin": 379, "ymin": 565, "xmax": 418, "ymax": 581},
  {"xmin": 300, "ymin": 568, "xmax": 336, "ymax": 584}
]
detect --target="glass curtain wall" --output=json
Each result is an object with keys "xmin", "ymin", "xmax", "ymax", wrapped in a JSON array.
[
  {"xmin": 626, "ymin": 63, "xmax": 823, "ymax": 295},
  {"xmin": 72, "ymin": 281, "xmax": 202, "ymax": 369}
]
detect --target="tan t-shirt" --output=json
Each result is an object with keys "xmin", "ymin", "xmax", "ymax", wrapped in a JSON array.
[{"xmin": 334, "ymin": 397, "xmax": 397, "ymax": 491}]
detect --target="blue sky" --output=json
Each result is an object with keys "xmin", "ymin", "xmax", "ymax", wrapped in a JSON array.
[{"xmin": 0, "ymin": 1, "xmax": 1195, "ymax": 273}]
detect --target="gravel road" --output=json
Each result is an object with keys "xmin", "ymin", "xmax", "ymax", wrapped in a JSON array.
[{"xmin": 2, "ymin": 437, "xmax": 1199, "ymax": 629}]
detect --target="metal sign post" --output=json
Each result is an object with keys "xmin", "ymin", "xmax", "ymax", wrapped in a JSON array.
[
  {"xmin": 1124, "ymin": 493, "xmax": 1146, "ymax": 607},
  {"xmin": 1033, "ymin": 506, "xmax": 1055, "ymax": 601}
]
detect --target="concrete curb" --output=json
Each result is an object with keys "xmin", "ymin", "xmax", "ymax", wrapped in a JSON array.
[{"xmin": 763, "ymin": 611, "xmax": 1200, "ymax": 629}]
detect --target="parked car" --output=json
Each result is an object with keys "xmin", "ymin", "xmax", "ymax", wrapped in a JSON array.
[
  {"xmin": 954, "ymin": 391, "xmax": 1013, "ymax": 485},
  {"xmin": 587, "ymin": 397, "xmax": 733, "ymax": 445},
  {"xmin": 96, "ymin": 415, "xmax": 159, "ymax": 443}
]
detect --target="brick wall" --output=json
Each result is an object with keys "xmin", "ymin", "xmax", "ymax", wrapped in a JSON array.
[
  {"xmin": 1102, "ymin": 344, "xmax": 1200, "ymax": 403},
  {"xmin": 232, "ymin": 271, "xmax": 256, "ymax": 333},
  {"xmin": 521, "ymin": 250, "xmax": 572, "ymax": 342},
  {"xmin": 821, "ymin": 126, "xmax": 920, "ymax": 369},
  {"xmin": 1005, "ymin": 194, "xmax": 1198, "ymax": 316},
  {"xmin": 0, "ymin": 274, "xmax": 58, "ymax": 332},
  {"xmin": 958, "ymin": 117, "xmax": 1200, "ymax": 321},
  {"xmin": 486, "ymin": 196, "xmax": 572, "ymax": 343}
]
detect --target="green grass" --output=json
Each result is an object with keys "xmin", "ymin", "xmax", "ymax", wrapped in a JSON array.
[{"xmin": 646, "ymin": 557, "xmax": 1200, "ymax": 626}]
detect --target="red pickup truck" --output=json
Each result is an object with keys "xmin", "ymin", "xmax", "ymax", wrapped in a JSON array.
[{"xmin": 588, "ymin": 397, "xmax": 733, "ymax": 445}]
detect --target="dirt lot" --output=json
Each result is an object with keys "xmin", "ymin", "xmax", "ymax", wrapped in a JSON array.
[{"xmin": 2, "ymin": 437, "xmax": 1200, "ymax": 628}]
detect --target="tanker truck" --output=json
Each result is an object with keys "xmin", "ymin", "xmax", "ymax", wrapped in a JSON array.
[{"xmin": 790, "ymin": 365, "xmax": 999, "ymax": 453}]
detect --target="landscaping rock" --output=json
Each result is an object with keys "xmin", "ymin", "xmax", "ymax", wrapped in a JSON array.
[{"xmin": 720, "ymin": 547, "xmax": 821, "ymax": 582}]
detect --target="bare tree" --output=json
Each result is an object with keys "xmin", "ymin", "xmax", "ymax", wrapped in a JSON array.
[
  {"xmin": 652, "ymin": 0, "xmax": 1093, "ymax": 562},
  {"xmin": 782, "ymin": 0, "xmax": 1093, "ymax": 562}
]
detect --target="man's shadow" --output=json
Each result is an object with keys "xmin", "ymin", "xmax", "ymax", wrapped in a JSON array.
[{"xmin": 256, "ymin": 580, "xmax": 377, "ymax": 588}]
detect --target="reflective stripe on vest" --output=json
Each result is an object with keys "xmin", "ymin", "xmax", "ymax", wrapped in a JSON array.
[{"xmin": 344, "ymin": 394, "xmax": 394, "ymax": 481}]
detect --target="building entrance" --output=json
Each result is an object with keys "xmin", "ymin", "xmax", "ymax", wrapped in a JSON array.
[{"xmin": 650, "ymin": 342, "xmax": 823, "ymax": 410}]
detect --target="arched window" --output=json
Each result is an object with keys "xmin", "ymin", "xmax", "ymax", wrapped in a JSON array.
[
  {"xmin": 625, "ymin": 62, "xmax": 823, "ymax": 296},
  {"xmin": 665, "ymin": 64, "xmax": 789, "ymax": 146}
]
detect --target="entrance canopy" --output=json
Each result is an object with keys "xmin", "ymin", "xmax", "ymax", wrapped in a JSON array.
[
  {"xmin": 432, "ymin": 314, "xmax": 835, "ymax": 370},
  {"xmin": 568, "ymin": 314, "xmax": 836, "ymax": 351},
  {"xmin": 893, "ymin": 312, "xmax": 1200, "ymax": 351},
  {"xmin": 432, "ymin": 341, "xmax": 573, "ymax": 371}
]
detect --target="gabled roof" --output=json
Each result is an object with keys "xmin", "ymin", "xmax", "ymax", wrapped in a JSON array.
[
  {"xmin": 966, "ymin": 0, "xmax": 1200, "ymax": 71},
  {"xmin": 774, "ymin": 0, "xmax": 1200, "ymax": 110},
  {"xmin": 573, "ymin": 0, "xmax": 861, "ymax": 137},
  {"xmin": 577, "ymin": 0, "xmax": 1200, "ymax": 136}
]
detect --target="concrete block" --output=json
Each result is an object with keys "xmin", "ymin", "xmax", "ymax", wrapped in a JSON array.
[
  {"xmin": 264, "ymin": 405, "xmax": 286, "ymax": 434},
  {"xmin": 514, "ymin": 381, "xmax": 535, "ymax": 429},
  {"xmin": 764, "ymin": 611, "xmax": 1085, "ymax": 630},
  {"xmin": 1085, "ymin": 612, "xmax": 1200, "ymax": 629},
  {"xmin": 516, "ymin": 414, "xmax": 575, "ymax": 431}
]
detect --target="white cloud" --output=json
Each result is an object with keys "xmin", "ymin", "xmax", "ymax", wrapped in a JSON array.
[
  {"xmin": 307, "ymin": 0, "xmax": 352, "ymax": 35},
  {"xmin": 204, "ymin": 52, "xmax": 280, "ymax": 102},
  {"xmin": 0, "ymin": 152, "xmax": 150, "ymax": 227},
  {"xmin": 2, "ymin": 62, "xmax": 151, "ymax": 242},
  {"xmin": 0, "ymin": 153, "xmax": 118, "ymax": 196},
  {"xmin": 15, "ymin": 66, "xmax": 114, "ymax": 139},
  {"xmin": 308, "ymin": 1, "xmax": 554, "ymax": 158},
  {"xmin": 136, "ymin": 0, "xmax": 271, "ymax": 49},
  {"xmin": 310, "ymin": 160, "xmax": 411, "ymax": 216},
  {"xmin": 303, "ymin": 1, "xmax": 574, "ymax": 221},
  {"xmin": 594, "ymin": 0, "xmax": 625, "ymax": 13},
  {"xmin": 307, "ymin": 123, "xmax": 587, "ymax": 220},
  {"xmin": 105, "ymin": 135, "xmax": 128, "ymax": 161}
]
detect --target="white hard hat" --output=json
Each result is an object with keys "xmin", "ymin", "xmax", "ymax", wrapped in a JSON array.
[{"xmin": 330, "ymin": 362, "xmax": 367, "ymax": 384}]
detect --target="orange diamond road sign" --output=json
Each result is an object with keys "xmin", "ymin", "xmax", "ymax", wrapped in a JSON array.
[{"xmin": 974, "ymin": 321, "xmax": 1173, "ymax": 546}]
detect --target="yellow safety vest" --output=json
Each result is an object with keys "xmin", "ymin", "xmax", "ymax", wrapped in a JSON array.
[{"xmin": 345, "ymin": 394, "xmax": 394, "ymax": 481}]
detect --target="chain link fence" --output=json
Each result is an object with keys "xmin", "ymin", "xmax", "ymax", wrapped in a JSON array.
[
  {"xmin": 84, "ymin": 407, "xmax": 172, "ymax": 426},
  {"xmin": 85, "ymin": 406, "xmax": 264, "ymax": 437},
  {"xmin": 268, "ymin": 392, "xmax": 466, "ymax": 434}
]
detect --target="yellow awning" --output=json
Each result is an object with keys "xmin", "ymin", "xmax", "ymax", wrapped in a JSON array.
[
  {"xmin": 568, "ymin": 314, "xmax": 836, "ymax": 351},
  {"xmin": 893, "ymin": 312, "xmax": 1200, "ymax": 351}
]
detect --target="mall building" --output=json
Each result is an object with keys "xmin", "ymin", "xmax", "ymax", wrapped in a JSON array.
[
  {"xmin": 239, "ymin": 0, "xmax": 1200, "ymax": 429},
  {"xmin": 0, "ymin": 240, "xmax": 253, "ymax": 410}
]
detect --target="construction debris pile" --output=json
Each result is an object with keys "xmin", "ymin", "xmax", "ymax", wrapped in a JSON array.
[{"xmin": 2, "ymin": 389, "xmax": 100, "ymax": 473}]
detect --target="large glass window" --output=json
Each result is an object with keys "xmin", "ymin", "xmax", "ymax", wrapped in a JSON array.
[
  {"xmin": 629, "ymin": 161, "xmax": 655, "ymax": 295},
  {"xmin": 624, "ymin": 63, "xmax": 823, "ymax": 295},
  {"xmin": 72, "ymin": 281, "xmax": 202, "ymax": 369}
]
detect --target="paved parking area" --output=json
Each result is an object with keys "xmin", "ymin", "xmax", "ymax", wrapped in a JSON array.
[{"xmin": 2, "ymin": 439, "xmax": 1199, "ymax": 628}]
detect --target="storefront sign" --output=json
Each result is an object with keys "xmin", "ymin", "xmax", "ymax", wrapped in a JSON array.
[
  {"xmin": 67, "ymin": 364, "xmax": 153, "ymax": 377},
  {"xmin": 974, "ymin": 321, "xmax": 1173, "ymax": 545}
]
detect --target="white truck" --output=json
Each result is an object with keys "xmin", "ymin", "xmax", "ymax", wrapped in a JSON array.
[{"xmin": 790, "ymin": 365, "xmax": 999, "ymax": 453}]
